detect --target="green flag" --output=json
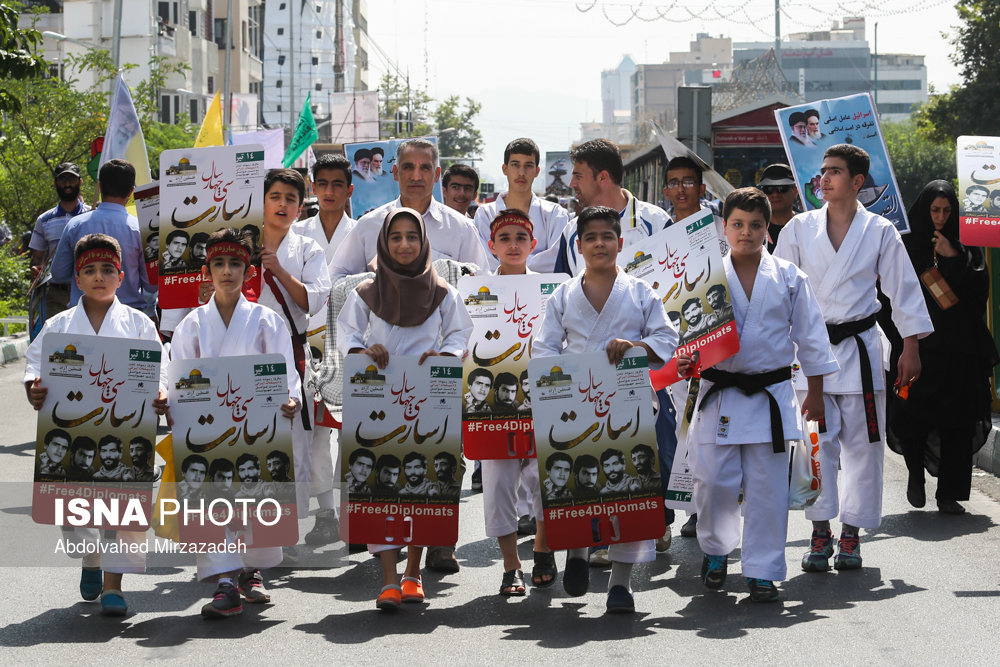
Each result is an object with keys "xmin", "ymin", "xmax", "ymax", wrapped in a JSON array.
[{"xmin": 282, "ymin": 93, "xmax": 319, "ymax": 168}]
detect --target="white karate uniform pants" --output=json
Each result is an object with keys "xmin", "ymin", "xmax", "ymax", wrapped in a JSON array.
[
  {"xmin": 482, "ymin": 457, "xmax": 541, "ymax": 537},
  {"xmin": 800, "ymin": 391, "xmax": 886, "ymax": 530},
  {"xmin": 692, "ymin": 440, "xmax": 791, "ymax": 581}
]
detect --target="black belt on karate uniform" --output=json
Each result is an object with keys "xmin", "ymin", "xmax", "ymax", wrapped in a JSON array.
[
  {"xmin": 826, "ymin": 312, "xmax": 880, "ymax": 443},
  {"xmin": 698, "ymin": 367, "xmax": 792, "ymax": 453}
]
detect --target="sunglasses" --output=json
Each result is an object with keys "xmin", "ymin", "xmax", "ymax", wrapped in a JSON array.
[{"xmin": 760, "ymin": 185, "xmax": 793, "ymax": 194}]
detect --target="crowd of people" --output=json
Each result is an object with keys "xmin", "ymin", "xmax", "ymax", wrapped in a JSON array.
[{"xmin": 20, "ymin": 133, "xmax": 995, "ymax": 619}]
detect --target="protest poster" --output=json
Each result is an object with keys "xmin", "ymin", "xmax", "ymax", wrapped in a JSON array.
[
  {"xmin": 32, "ymin": 333, "xmax": 161, "ymax": 527},
  {"xmin": 345, "ymin": 137, "xmax": 444, "ymax": 218},
  {"xmin": 775, "ymin": 93, "xmax": 909, "ymax": 234},
  {"xmin": 618, "ymin": 209, "xmax": 740, "ymax": 388},
  {"xmin": 340, "ymin": 354, "xmax": 463, "ymax": 546},
  {"xmin": 664, "ymin": 379, "xmax": 699, "ymax": 511},
  {"xmin": 544, "ymin": 151, "xmax": 572, "ymax": 197},
  {"xmin": 528, "ymin": 348, "xmax": 665, "ymax": 550},
  {"xmin": 167, "ymin": 354, "xmax": 297, "ymax": 547},
  {"xmin": 158, "ymin": 145, "xmax": 265, "ymax": 308},
  {"xmin": 133, "ymin": 182, "xmax": 159, "ymax": 285},
  {"xmin": 956, "ymin": 136, "xmax": 1000, "ymax": 247},
  {"xmin": 459, "ymin": 273, "xmax": 568, "ymax": 459}
]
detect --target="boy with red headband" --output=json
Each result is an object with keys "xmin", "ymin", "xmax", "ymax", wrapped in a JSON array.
[
  {"xmin": 477, "ymin": 209, "xmax": 558, "ymax": 595},
  {"xmin": 25, "ymin": 233, "xmax": 165, "ymax": 617},
  {"xmin": 168, "ymin": 227, "xmax": 300, "ymax": 618}
]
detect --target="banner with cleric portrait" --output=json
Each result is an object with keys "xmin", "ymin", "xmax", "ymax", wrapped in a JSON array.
[
  {"xmin": 956, "ymin": 135, "xmax": 1000, "ymax": 247},
  {"xmin": 32, "ymin": 333, "xmax": 161, "ymax": 528},
  {"xmin": 527, "ymin": 348, "xmax": 665, "ymax": 550},
  {"xmin": 775, "ymin": 93, "xmax": 908, "ymax": 234},
  {"xmin": 340, "ymin": 354, "xmax": 463, "ymax": 547},
  {"xmin": 459, "ymin": 272, "xmax": 567, "ymax": 460},
  {"xmin": 619, "ymin": 208, "xmax": 740, "ymax": 388},
  {"xmin": 167, "ymin": 354, "xmax": 296, "ymax": 547},
  {"xmin": 158, "ymin": 145, "xmax": 265, "ymax": 308},
  {"xmin": 345, "ymin": 137, "xmax": 445, "ymax": 218}
]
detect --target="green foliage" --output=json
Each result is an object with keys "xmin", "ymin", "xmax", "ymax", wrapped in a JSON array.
[
  {"xmin": 0, "ymin": 2, "xmax": 46, "ymax": 113},
  {"xmin": 0, "ymin": 37, "xmax": 193, "ymax": 237},
  {"xmin": 378, "ymin": 73, "xmax": 434, "ymax": 139},
  {"xmin": 0, "ymin": 245, "xmax": 30, "ymax": 312},
  {"xmin": 914, "ymin": 0, "xmax": 1000, "ymax": 141},
  {"xmin": 433, "ymin": 95, "xmax": 483, "ymax": 167},
  {"xmin": 376, "ymin": 74, "xmax": 484, "ymax": 163},
  {"xmin": 882, "ymin": 118, "xmax": 957, "ymax": 209}
]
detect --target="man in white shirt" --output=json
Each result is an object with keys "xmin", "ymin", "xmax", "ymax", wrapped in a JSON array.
[
  {"xmin": 328, "ymin": 138, "xmax": 489, "ymax": 284},
  {"xmin": 473, "ymin": 138, "xmax": 569, "ymax": 272},
  {"xmin": 292, "ymin": 154, "xmax": 357, "ymax": 546}
]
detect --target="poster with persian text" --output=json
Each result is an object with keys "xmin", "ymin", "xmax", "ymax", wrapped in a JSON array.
[
  {"xmin": 619, "ymin": 209, "xmax": 740, "ymax": 388},
  {"xmin": 956, "ymin": 135, "xmax": 1000, "ymax": 247},
  {"xmin": 527, "ymin": 348, "xmax": 664, "ymax": 550},
  {"xmin": 340, "ymin": 354, "xmax": 463, "ymax": 547},
  {"xmin": 158, "ymin": 145, "xmax": 265, "ymax": 307},
  {"xmin": 33, "ymin": 333, "xmax": 161, "ymax": 527},
  {"xmin": 459, "ymin": 272, "xmax": 567, "ymax": 459},
  {"xmin": 167, "ymin": 354, "xmax": 296, "ymax": 547}
]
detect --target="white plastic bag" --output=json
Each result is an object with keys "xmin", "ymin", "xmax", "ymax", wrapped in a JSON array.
[{"xmin": 788, "ymin": 423, "xmax": 822, "ymax": 510}]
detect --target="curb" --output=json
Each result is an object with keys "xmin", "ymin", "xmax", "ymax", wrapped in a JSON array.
[
  {"xmin": 973, "ymin": 417, "xmax": 1000, "ymax": 476},
  {"xmin": 0, "ymin": 333, "xmax": 29, "ymax": 366}
]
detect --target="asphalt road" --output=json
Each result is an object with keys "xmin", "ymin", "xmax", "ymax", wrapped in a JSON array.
[{"xmin": 1, "ymin": 359, "xmax": 999, "ymax": 664}]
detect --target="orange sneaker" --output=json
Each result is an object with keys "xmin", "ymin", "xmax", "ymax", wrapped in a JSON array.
[
  {"xmin": 401, "ymin": 576, "xmax": 425, "ymax": 603},
  {"xmin": 376, "ymin": 584, "xmax": 401, "ymax": 611}
]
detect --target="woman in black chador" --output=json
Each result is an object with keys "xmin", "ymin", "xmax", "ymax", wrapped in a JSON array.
[{"xmin": 886, "ymin": 180, "xmax": 998, "ymax": 514}]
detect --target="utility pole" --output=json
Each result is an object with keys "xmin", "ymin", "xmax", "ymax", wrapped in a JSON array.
[
  {"xmin": 334, "ymin": 0, "xmax": 345, "ymax": 92},
  {"xmin": 774, "ymin": 0, "xmax": 780, "ymax": 57},
  {"xmin": 873, "ymin": 22, "xmax": 879, "ymax": 109},
  {"xmin": 112, "ymin": 0, "xmax": 122, "ymax": 70},
  {"xmin": 289, "ymin": 1, "xmax": 295, "ymax": 129},
  {"xmin": 223, "ymin": 0, "xmax": 233, "ymax": 126}
]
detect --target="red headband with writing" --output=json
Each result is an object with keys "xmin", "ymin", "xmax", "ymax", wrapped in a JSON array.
[
  {"xmin": 205, "ymin": 242, "xmax": 251, "ymax": 267},
  {"xmin": 490, "ymin": 212, "xmax": 534, "ymax": 241},
  {"xmin": 75, "ymin": 248, "xmax": 121, "ymax": 273}
]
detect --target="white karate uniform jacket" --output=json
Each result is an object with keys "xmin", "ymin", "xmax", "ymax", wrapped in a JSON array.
[
  {"xmin": 472, "ymin": 192, "xmax": 569, "ymax": 272},
  {"xmin": 552, "ymin": 191, "xmax": 672, "ymax": 277},
  {"xmin": 258, "ymin": 228, "xmax": 333, "ymax": 339},
  {"xmin": 773, "ymin": 205, "xmax": 933, "ymax": 393},
  {"xmin": 691, "ymin": 252, "xmax": 840, "ymax": 445},
  {"xmin": 328, "ymin": 198, "xmax": 490, "ymax": 285}
]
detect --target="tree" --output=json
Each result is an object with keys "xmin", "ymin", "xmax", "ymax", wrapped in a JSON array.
[
  {"xmin": 0, "ymin": 2, "xmax": 46, "ymax": 113},
  {"xmin": 915, "ymin": 1, "xmax": 1000, "ymax": 141},
  {"xmin": 882, "ymin": 118, "xmax": 956, "ymax": 209},
  {"xmin": 377, "ymin": 73, "xmax": 433, "ymax": 139},
  {"xmin": 433, "ymin": 95, "xmax": 483, "ymax": 167}
]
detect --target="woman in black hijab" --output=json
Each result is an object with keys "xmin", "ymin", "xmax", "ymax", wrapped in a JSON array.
[{"xmin": 889, "ymin": 180, "xmax": 997, "ymax": 514}]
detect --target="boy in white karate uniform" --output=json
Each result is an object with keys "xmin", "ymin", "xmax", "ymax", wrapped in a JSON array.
[
  {"xmin": 292, "ymin": 154, "xmax": 357, "ymax": 544},
  {"xmin": 472, "ymin": 138, "xmax": 569, "ymax": 272},
  {"xmin": 476, "ymin": 209, "xmax": 556, "ymax": 595},
  {"xmin": 252, "ymin": 169, "xmax": 331, "ymax": 518},
  {"xmin": 774, "ymin": 144, "xmax": 933, "ymax": 571},
  {"xmin": 534, "ymin": 206, "xmax": 686, "ymax": 613},
  {"xmin": 691, "ymin": 188, "xmax": 838, "ymax": 602},
  {"xmin": 25, "ymin": 233, "xmax": 166, "ymax": 616},
  {"xmin": 169, "ymin": 228, "xmax": 301, "ymax": 618}
]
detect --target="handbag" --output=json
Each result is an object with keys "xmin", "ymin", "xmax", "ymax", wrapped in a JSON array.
[{"xmin": 920, "ymin": 253, "xmax": 959, "ymax": 310}]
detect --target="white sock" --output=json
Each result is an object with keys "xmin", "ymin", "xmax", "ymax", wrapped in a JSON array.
[
  {"xmin": 568, "ymin": 548, "xmax": 588, "ymax": 560},
  {"xmin": 317, "ymin": 489, "xmax": 335, "ymax": 510},
  {"xmin": 608, "ymin": 561, "xmax": 633, "ymax": 592},
  {"xmin": 218, "ymin": 576, "xmax": 233, "ymax": 586}
]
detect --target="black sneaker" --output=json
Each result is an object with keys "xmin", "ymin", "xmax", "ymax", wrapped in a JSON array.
[
  {"xmin": 304, "ymin": 508, "xmax": 340, "ymax": 545},
  {"xmin": 237, "ymin": 568, "xmax": 271, "ymax": 603},
  {"xmin": 516, "ymin": 515, "xmax": 536, "ymax": 536},
  {"xmin": 680, "ymin": 513, "xmax": 698, "ymax": 537},
  {"xmin": 201, "ymin": 581, "xmax": 243, "ymax": 618},
  {"xmin": 701, "ymin": 554, "xmax": 727, "ymax": 589},
  {"xmin": 801, "ymin": 529, "xmax": 835, "ymax": 572},
  {"xmin": 746, "ymin": 578, "xmax": 779, "ymax": 602},
  {"xmin": 471, "ymin": 468, "xmax": 483, "ymax": 492}
]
